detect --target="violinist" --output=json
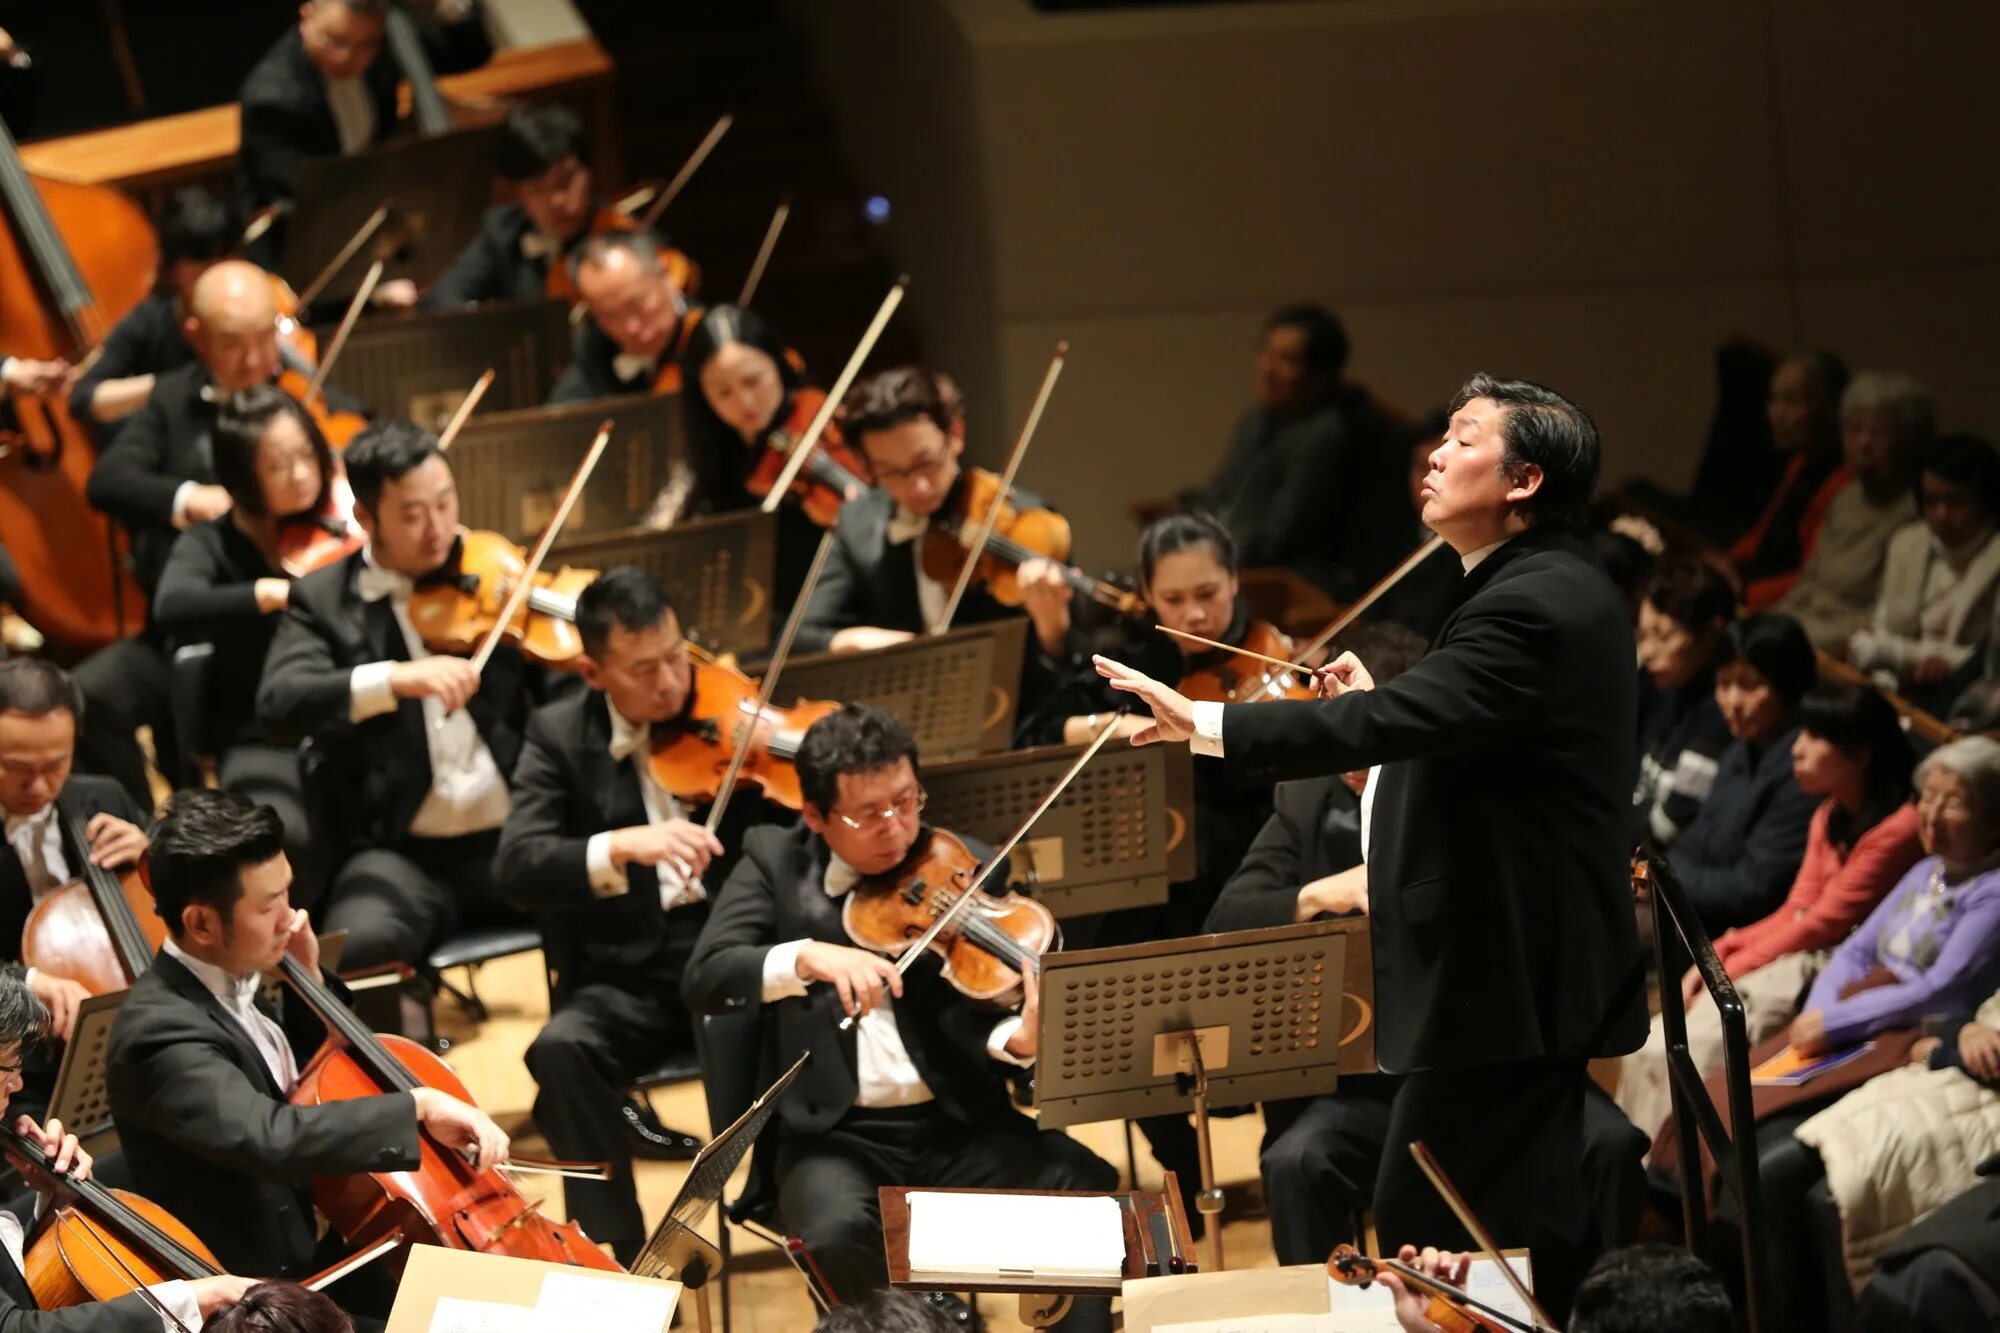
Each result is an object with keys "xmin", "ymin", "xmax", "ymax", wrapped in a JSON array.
[
  {"xmin": 65, "ymin": 187, "xmax": 238, "ymax": 432},
  {"xmin": 682, "ymin": 704, "xmax": 1116, "ymax": 1328},
  {"xmin": 105, "ymin": 789, "xmax": 506, "ymax": 1302},
  {"xmin": 255, "ymin": 422, "xmax": 536, "ymax": 982},
  {"xmin": 682, "ymin": 304, "xmax": 862, "ymax": 606},
  {"xmin": 236, "ymin": 0, "xmax": 492, "ymax": 238},
  {"xmin": 1378, "ymin": 1243, "xmax": 1732, "ymax": 1333},
  {"xmin": 0, "ymin": 970, "xmax": 258, "ymax": 1330},
  {"xmin": 0, "ymin": 661, "xmax": 149, "ymax": 1110},
  {"xmin": 151, "ymin": 387, "xmax": 340, "ymax": 902},
  {"xmin": 496, "ymin": 567, "xmax": 782, "ymax": 1265},
  {"xmin": 546, "ymin": 232, "xmax": 703, "ymax": 404}
]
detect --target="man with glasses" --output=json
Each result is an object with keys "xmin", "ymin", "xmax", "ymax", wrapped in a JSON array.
[
  {"xmin": 683, "ymin": 704, "xmax": 1116, "ymax": 1327},
  {"xmin": 546, "ymin": 233, "xmax": 704, "ymax": 404},
  {"xmin": 495, "ymin": 566, "xmax": 786, "ymax": 1265}
]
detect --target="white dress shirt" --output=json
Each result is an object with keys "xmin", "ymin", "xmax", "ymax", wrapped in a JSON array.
[
  {"xmin": 4, "ymin": 806, "xmax": 68, "ymax": 904},
  {"xmin": 323, "ymin": 74, "xmax": 376, "ymax": 154},
  {"xmin": 583, "ymin": 699, "xmax": 706, "ymax": 910},
  {"xmin": 348, "ymin": 546, "xmax": 511, "ymax": 838},
  {"xmin": 759, "ymin": 854, "xmax": 1028, "ymax": 1109},
  {"xmin": 0, "ymin": 1207, "xmax": 197, "ymax": 1329},
  {"xmin": 162, "ymin": 937, "xmax": 299, "ymax": 1094}
]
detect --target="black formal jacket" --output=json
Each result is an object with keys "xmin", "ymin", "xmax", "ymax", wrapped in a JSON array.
[
  {"xmin": 151, "ymin": 518, "xmax": 284, "ymax": 751},
  {"xmin": 1203, "ymin": 776, "xmax": 1364, "ymax": 934},
  {"xmin": 1217, "ymin": 527, "xmax": 1647, "ymax": 1073},
  {"xmin": 253, "ymin": 545, "xmax": 539, "ymax": 852},
  {"xmin": 682, "ymin": 823, "xmax": 1023, "ymax": 1135},
  {"xmin": 84, "ymin": 362, "xmax": 220, "ymax": 597},
  {"xmin": 0, "ymin": 1247, "xmax": 160, "ymax": 1332},
  {"xmin": 64, "ymin": 291, "xmax": 193, "ymax": 432},
  {"xmin": 105, "ymin": 951, "xmax": 419, "ymax": 1278},
  {"xmin": 545, "ymin": 306, "xmax": 702, "ymax": 406},
  {"xmin": 421, "ymin": 202, "xmax": 591, "ymax": 310}
]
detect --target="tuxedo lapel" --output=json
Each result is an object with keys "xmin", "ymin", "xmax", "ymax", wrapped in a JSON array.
[{"xmin": 153, "ymin": 953, "xmax": 285, "ymax": 1100}]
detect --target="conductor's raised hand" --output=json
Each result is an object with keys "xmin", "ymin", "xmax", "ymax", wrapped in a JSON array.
[
  {"xmin": 1091, "ymin": 655, "xmax": 1194, "ymax": 745},
  {"xmin": 1313, "ymin": 651, "xmax": 1375, "ymax": 700}
]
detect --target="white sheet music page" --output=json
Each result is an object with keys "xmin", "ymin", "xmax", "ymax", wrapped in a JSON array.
[{"xmin": 906, "ymin": 1192, "xmax": 1126, "ymax": 1278}]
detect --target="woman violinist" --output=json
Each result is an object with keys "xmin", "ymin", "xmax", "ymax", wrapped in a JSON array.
[
  {"xmin": 150, "ymin": 386, "xmax": 345, "ymax": 905},
  {"xmin": 681, "ymin": 303, "xmax": 871, "ymax": 608}
]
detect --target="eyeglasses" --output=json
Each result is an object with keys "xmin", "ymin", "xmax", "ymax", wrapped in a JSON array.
[
  {"xmin": 834, "ymin": 788, "xmax": 927, "ymax": 831},
  {"xmin": 870, "ymin": 449, "xmax": 952, "ymax": 486}
]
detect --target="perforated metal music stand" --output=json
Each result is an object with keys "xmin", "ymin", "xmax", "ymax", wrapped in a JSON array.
[
  {"xmin": 924, "ymin": 741, "xmax": 1192, "ymax": 918},
  {"xmin": 449, "ymin": 396, "xmax": 682, "ymax": 542},
  {"xmin": 49, "ymin": 989, "xmax": 128, "ymax": 1154},
  {"xmin": 551, "ymin": 510, "xmax": 778, "ymax": 664},
  {"xmin": 1034, "ymin": 919, "xmax": 1376, "ymax": 1273},
  {"xmin": 313, "ymin": 299, "xmax": 573, "ymax": 425},
  {"xmin": 279, "ymin": 126, "xmax": 502, "ymax": 299},
  {"xmin": 778, "ymin": 620, "xmax": 1029, "ymax": 760}
]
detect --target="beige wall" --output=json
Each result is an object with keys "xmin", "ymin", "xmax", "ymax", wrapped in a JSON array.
[{"xmin": 790, "ymin": 0, "xmax": 2000, "ymax": 570}]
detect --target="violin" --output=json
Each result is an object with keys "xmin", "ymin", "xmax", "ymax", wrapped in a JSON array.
[
  {"xmin": 842, "ymin": 828, "xmax": 1057, "ymax": 1007},
  {"xmin": 274, "ymin": 366, "xmax": 368, "ymax": 451},
  {"xmin": 275, "ymin": 493, "xmax": 364, "ymax": 578},
  {"xmin": 404, "ymin": 528, "xmax": 598, "ymax": 667},
  {"xmin": 1177, "ymin": 620, "xmax": 1314, "ymax": 703},
  {"xmin": 1327, "ymin": 1245, "xmax": 1516, "ymax": 1333},
  {"xmin": 921, "ymin": 467, "xmax": 1146, "ymax": 618},
  {"xmin": 19, "ymin": 805, "xmax": 165, "ymax": 996},
  {"xmin": 646, "ymin": 657, "xmax": 839, "ymax": 811},
  {"xmin": 745, "ymin": 386, "xmax": 872, "ymax": 527},
  {"xmin": 282, "ymin": 953, "xmax": 622, "ymax": 1273}
]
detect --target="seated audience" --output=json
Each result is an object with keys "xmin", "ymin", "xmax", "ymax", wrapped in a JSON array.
[
  {"xmin": 1731, "ymin": 349, "xmax": 1850, "ymax": 609},
  {"xmin": 1631, "ymin": 557, "xmax": 1735, "ymax": 849},
  {"xmin": 1619, "ymin": 682, "xmax": 1920, "ymax": 1139},
  {"xmin": 1775, "ymin": 371, "xmax": 1931, "ymax": 650},
  {"xmin": 1666, "ymin": 613, "xmax": 1821, "ymax": 933},
  {"xmin": 1851, "ymin": 432, "xmax": 2000, "ymax": 707},
  {"xmin": 1852, "ymin": 1156, "xmax": 2000, "ymax": 1332}
]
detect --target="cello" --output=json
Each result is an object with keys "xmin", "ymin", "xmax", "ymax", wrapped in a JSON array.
[
  {"xmin": 0, "ymin": 109, "xmax": 153, "ymax": 649},
  {"xmin": 18, "ymin": 804, "xmax": 165, "ymax": 996}
]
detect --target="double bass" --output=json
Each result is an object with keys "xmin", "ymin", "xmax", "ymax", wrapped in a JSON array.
[{"xmin": 0, "ymin": 110, "xmax": 153, "ymax": 649}]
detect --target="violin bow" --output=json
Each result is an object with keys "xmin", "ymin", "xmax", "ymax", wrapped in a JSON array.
[
  {"xmin": 736, "ymin": 198, "xmax": 791, "ymax": 308},
  {"xmin": 635, "ymin": 113, "xmax": 734, "ymax": 232},
  {"xmin": 1408, "ymin": 1141, "xmax": 1561, "ymax": 1332},
  {"xmin": 931, "ymin": 341, "xmax": 1069, "ymax": 637},
  {"xmin": 301, "ymin": 257, "xmax": 384, "ymax": 405},
  {"xmin": 1290, "ymin": 535, "xmax": 1448, "ymax": 666},
  {"xmin": 1153, "ymin": 626, "xmax": 1309, "ymax": 678},
  {"xmin": 294, "ymin": 203, "xmax": 391, "ymax": 313},
  {"xmin": 435, "ymin": 368, "xmax": 495, "ymax": 452},
  {"xmin": 467, "ymin": 421, "xmax": 613, "ymax": 674},
  {"xmin": 759, "ymin": 276, "xmax": 908, "ymax": 513},
  {"xmin": 839, "ymin": 711, "xmax": 1123, "ymax": 1032}
]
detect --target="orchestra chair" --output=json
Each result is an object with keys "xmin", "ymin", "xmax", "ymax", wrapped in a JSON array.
[
  {"xmin": 535, "ymin": 909, "xmax": 704, "ymax": 1109},
  {"xmin": 168, "ymin": 641, "xmax": 220, "ymax": 784},
  {"xmin": 693, "ymin": 1007, "xmax": 788, "ymax": 1333}
]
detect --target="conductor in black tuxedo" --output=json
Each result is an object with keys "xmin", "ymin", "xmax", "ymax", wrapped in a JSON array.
[
  {"xmin": 105, "ymin": 789, "xmax": 507, "ymax": 1299},
  {"xmin": 1098, "ymin": 373, "xmax": 1647, "ymax": 1321},
  {"xmin": 682, "ymin": 705, "xmax": 1116, "ymax": 1326},
  {"xmin": 0, "ymin": 971, "xmax": 259, "ymax": 1328},
  {"xmin": 0, "ymin": 660, "xmax": 151, "ymax": 1123},
  {"xmin": 495, "ymin": 567, "xmax": 789, "ymax": 1265}
]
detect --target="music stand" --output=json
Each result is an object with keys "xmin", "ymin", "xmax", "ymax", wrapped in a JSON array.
[
  {"xmin": 551, "ymin": 509, "xmax": 778, "ymax": 664},
  {"xmin": 924, "ymin": 741, "xmax": 1185, "ymax": 918},
  {"xmin": 449, "ymin": 396, "xmax": 682, "ymax": 543},
  {"xmin": 1034, "ymin": 919, "xmax": 1376, "ymax": 1275},
  {"xmin": 49, "ymin": 989, "xmax": 128, "ymax": 1154},
  {"xmin": 279, "ymin": 125, "xmax": 503, "ymax": 299},
  {"xmin": 778, "ymin": 620, "xmax": 1029, "ymax": 760},
  {"xmin": 313, "ymin": 299, "xmax": 573, "ymax": 425}
]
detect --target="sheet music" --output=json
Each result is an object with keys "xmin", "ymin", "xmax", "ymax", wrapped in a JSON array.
[
  {"xmin": 907, "ymin": 1192, "xmax": 1125, "ymax": 1278},
  {"xmin": 533, "ymin": 1269, "xmax": 676, "ymax": 1330},
  {"xmin": 425, "ymin": 1297, "xmax": 536, "ymax": 1333}
]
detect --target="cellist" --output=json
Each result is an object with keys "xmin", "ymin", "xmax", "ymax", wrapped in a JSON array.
[
  {"xmin": 545, "ymin": 232, "xmax": 703, "ymax": 404},
  {"xmin": 105, "ymin": 789, "xmax": 506, "ymax": 1311},
  {"xmin": 0, "ymin": 969, "xmax": 258, "ymax": 1329}
]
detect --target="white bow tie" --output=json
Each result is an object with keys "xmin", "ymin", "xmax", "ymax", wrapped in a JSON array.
[
  {"xmin": 886, "ymin": 507, "xmax": 929, "ymax": 545},
  {"xmin": 356, "ymin": 564, "xmax": 412, "ymax": 603},
  {"xmin": 520, "ymin": 230, "xmax": 562, "ymax": 261},
  {"xmin": 612, "ymin": 352, "xmax": 658, "ymax": 385},
  {"xmin": 824, "ymin": 856, "xmax": 860, "ymax": 899}
]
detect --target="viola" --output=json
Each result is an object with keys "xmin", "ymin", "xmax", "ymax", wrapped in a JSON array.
[
  {"xmin": 1327, "ymin": 1245, "xmax": 1518, "ymax": 1333},
  {"xmin": 19, "ymin": 805, "xmax": 166, "ymax": 996},
  {"xmin": 921, "ymin": 466, "xmax": 1146, "ymax": 618},
  {"xmin": 1177, "ymin": 621, "xmax": 1313, "ymax": 704},
  {"xmin": 842, "ymin": 828, "xmax": 1057, "ymax": 1007},
  {"xmin": 404, "ymin": 528, "xmax": 598, "ymax": 667},
  {"xmin": 282, "ymin": 953, "xmax": 623, "ymax": 1273},
  {"xmin": 0, "ymin": 109, "xmax": 152, "ymax": 649},
  {"xmin": 646, "ymin": 657, "xmax": 839, "ymax": 811},
  {"xmin": 745, "ymin": 386, "xmax": 872, "ymax": 527}
]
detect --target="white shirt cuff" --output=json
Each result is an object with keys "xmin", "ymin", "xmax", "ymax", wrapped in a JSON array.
[
  {"xmin": 349, "ymin": 660, "xmax": 399, "ymax": 722},
  {"xmin": 169, "ymin": 480, "xmax": 198, "ymax": 531},
  {"xmin": 1190, "ymin": 700, "xmax": 1226, "ymax": 758},
  {"xmin": 988, "ymin": 1016, "xmax": 1032, "ymax": 1067},
  {"xmin": 761, "ymin": 940, "xmax": 811, "ymax": 1002},
  {"xmin": 585, "ymin": 832, "xmax": 629, "ymax": 898},
  {"xmin": 150, "ymin": 1279, "xmax": 200, "ymax": 1333}
]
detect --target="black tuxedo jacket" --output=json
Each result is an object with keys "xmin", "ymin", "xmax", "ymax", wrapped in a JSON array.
[
  {"xmin": 0, "ymin": 776, "xmax": 146, "ymax": 965},
  {"xmin": 64, "ymin": 291, "xmax": 194, "ymax": 433},
  {"xmin": 84, "ymin": 362, "xmax": 220, "ymax": 596},
  {"xmin": 794, "ymin": 479, "xmax": 1040, "ymax": 654},
  {"xmin": 1219, "ymin": 527, "xmax": 1647, "ymax": 1073},
  {"xmin": 253, "ymin": 545, "xmax": 539, "ymax": 852},
  {"xmin": 0, "ymin": 1246, "xmax": 159, "ymax": 1332},
  {"xmin": 682, "ymin": 823, "xmax": 1022, "ymax": 1135},
  {"xmin": 105, "ymin": 952, "xmax": 419, "ymax": 1278},
  {"xmin": 1203, "ymin": 776, "xmax": 1364, "ymax": 933},
  {"xmin": 422, "ymin": 203, "xmax": 596, "ymax": 310}
]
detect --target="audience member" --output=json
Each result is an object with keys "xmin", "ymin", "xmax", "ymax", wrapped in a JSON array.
[
  {"xmin": 1631, "ymin": 557, "xmax": 1734, "ymax": 849},
  {"xmin": 1732, "ymin": 349, "xmax": 1851, "ymax": 609}
]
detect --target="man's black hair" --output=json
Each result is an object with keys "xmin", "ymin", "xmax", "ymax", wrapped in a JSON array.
[
  {"xmin": 1449, "ymin": 372, "xmax": 1601, "ymax": 528},
  {"xmin": 1264, "ymin": 302, "xmax": 1350, "ymax": 383},
  {"xmin": 1569, "ymin": 1244, "xmax": 1733, "ymax": 1333},
  {"xmin": 0, "ymin": 971, "xmax": 49, "ymax": 1054},
  {"xmin": 796, "ymin": 705, "xmax": 921, "ymax": 815},
  {"xmin": 157, "ymin": 187, "xmax": 242, "ymax": 270},
  {"xmin": 497, "ymin": 103, "xmax": 588, "ymax": 183},
  {"xmin": 574, "ymin": 566, "xmax": 675, "ymax": 660},
  {"xmin": 0, "ymin": 658, "xmax": 84, "ymax": 724},
  {"xmin": 149, "ymin": 788, "xmax": 287, "ymax": 939},
  {"xmin": 343, "ymin": 419, "xmax": 443, "ymax": 514}
]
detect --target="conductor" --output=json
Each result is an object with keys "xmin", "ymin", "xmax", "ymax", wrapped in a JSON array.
[{"xmin": 1096, "ymin": 373, "xmax": 1646, "ymax": 1320}]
